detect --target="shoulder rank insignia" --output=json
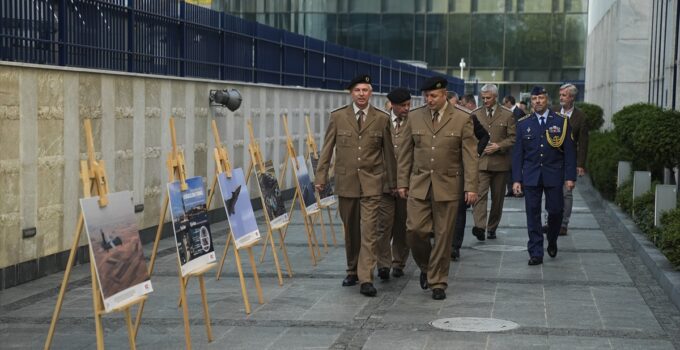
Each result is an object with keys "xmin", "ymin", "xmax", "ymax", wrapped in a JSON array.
[
  {"xmin": 455, "ymin": 104, "xmax": 472, "ymax": 114},
  {"xmin": 330, "ymin": 104, "xmax": 348, "ymax": 113},
  {"xmin": 517, "ymin": 114, "xmax": 531, "ymax": 122}
]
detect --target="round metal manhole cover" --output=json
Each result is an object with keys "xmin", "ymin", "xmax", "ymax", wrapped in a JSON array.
[
  {"xmin": 430, "ymin": 317, "xmax": 520, "ymax": 332},
  {"xmin": 472, "ymin": 245, "xmax": 526, "ymax": 252}
]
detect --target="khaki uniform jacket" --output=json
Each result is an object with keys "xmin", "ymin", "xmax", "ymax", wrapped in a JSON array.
[
  {"xmin": 473, "ymin": 104, "xmax": 516, "ymax": 171},
  {"xmin": 383, "ymin": 113, "xmax": 409, "ymax": 194},
  {"xmin": 315, "ymin": 104, "xmax": 397, "ymax": 198},
  {"xmin": 397, "ymin": 104, "xmax": 479, "ymax": 202},
  {"xmin": 567, "ymin": 107, "xmax": 589, "ymax": 169}
]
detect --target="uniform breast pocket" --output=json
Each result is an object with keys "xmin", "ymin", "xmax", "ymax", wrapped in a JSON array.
[
  {"xmin": 337, "ymin": 129, "xmax": 352, "ymax": 147},
  {"xmin": 522, "ymin": 134, "xmax": 534, "ymax": 144},
  {"xmin": 492, "ymin": 123, "xmax": 508, "ymax": 137},
  {"xmin": 413, "ymin": 130, "xmax": 425, "ymax": 146},
  {"xmin": 444, "ymin": 131, "xmax": 461, "ymax": 149},
  {"xmin": 369, "ymin": 131, "xmax": 382, "ymax": 148}
]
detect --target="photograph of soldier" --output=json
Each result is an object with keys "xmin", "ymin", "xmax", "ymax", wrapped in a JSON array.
[
  {"xmin": 315, "ymin": 74, "xmax": 397, "ymax": 297},
  {"xmin": 81, "ymin": 191, "xmax": 153, "ymax": 312},
  {"xmin": 309, "ymin": 155, "xmax": 335, "ymax": 204},
  {"xmin": 218, "ymin": 168, "xmax": 262, "ymax": 249},
  {"xmin": 397, "ymin": 76, "xmax": 478, "ymax": 300},
  {"xmin": 471, "ymin": 84, "xmax": 516, "ymax": 241},
  {"xmin": 376, "ymin": 87, "xmax": 411, "ymax": 280},
  {"xmin": 512, "ymin": 86, "xmax": 576, "ymax": 266},
  {"xmin": 295, "ymin": 155, "xmax": 319, "ymax": 213},
  {"xmin": 169, "ymin": 176, "xmax": 217, "ymax": 276},
  {"xmin": 256, "ymin": 159, "xmax": 289, "ymax": 227}
]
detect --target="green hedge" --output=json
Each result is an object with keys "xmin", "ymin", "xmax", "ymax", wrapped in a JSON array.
[
  {"xmin": 632, "ymin": 109, "xmax": 680, "ymax": 170},
  {"xmin": 615, "ymin": 180, "xmax": 633, "ymax": 214},
  {"xmin": 588, "ymin": 130, "xmax": 632, "ymax": 200},
  {"xmin": 660, "ymin": 208, "xmax": 680, "ymax": 267},
  {"xmin": 575, "ymin": 102, "xmax": 605, "ymax": 131},
  {"xmin": 611, "ymin": 103, "xmax": 664, "ymax": 170}
]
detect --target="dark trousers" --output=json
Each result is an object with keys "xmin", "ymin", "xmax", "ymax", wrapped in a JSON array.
[
  {"xmin": 523, "ymin": 183, "xmax": 563, "ymax": 257},
  {"xmin": 452, "ymin": 195, "xmax": 467, "ymax": 250}
]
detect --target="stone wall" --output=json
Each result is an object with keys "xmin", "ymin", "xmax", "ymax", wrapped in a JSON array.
[{"xmin": 0, "ymin": 62, "xmax": 405, "ymax": 278}]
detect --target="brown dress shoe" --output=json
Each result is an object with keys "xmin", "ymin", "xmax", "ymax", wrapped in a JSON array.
[{"xmin": 559, "ymin": 227, "xmax": 568, "ymax": 236}]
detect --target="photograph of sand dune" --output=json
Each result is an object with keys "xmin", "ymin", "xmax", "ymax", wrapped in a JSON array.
[{"xmin": 81, "ymin": 191, "xmax": 153, "ymax": 312}]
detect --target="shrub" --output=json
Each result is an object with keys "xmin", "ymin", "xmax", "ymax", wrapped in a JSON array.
[
  {"xmin": 588, "ymin": 130, "xmax": 632, "ymax": 200},
  {"xmin": 615, "ymin": 180, "xmax": 633, "ymax": 215},
  {"xmin": 575, "ymin": 102, "xmax": 604, "ymax": 131},
  {"xmin": 631, "ymin": 189, "xmax": 660, "ymax": 243},
  {"xmin": 611, "ymin": 103, "xmax": 664, "ymax": 167},
  {"xmin": 659, "ymin": 208, "xmax": 680, "ymax": 269},
  {"xmin": 632, "ymin": 109, "xmax": 680, "ymax": 170}
]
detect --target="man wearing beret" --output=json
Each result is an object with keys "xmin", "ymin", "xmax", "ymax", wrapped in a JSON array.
[
  {"xmin": 512, "ymin": 86, "xmax": 576, "ymax": 266},
  {"xmin": 471, "ymin": 84, "xmax": 516, "ymax": 241},
  {"xmin": 376, "ymin": 88, "xmax": 412, "ymax": 280},
  {"xmin": 315, "ymin": 74, "xmax": 397, "ymax": 297},
  {"xmin": 397, "ymin": 76, "xmax": 478, "ymax": 300}
]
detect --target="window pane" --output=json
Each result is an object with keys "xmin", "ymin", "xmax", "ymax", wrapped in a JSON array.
[
  {"xmin": 428, "ymin": 0, "xmax": 449, "ymax": 13},
  {"xmin": 475, "ymin": 0, "xmax": 505, "ymax": 13},
  {"xmin": 349, "ymin": 0, "xmax": 380, "ymax": 13},
  {"xmin": 381, "ymin": 15, "xmax": 415, "ymax": 59},
  {"xmin": 451, "ymin": 0, "xmax": 472, "ymax": 13},
  {"xmin": 470, "ymin": 14, "xmax": 504, "ymax": 67},
  {"xmin": 448, "ymin": 14, "xmax": 471, "ymax": 73},
  {"xmin": 565, "ymin": 0, "xmax": 587, "ymax": 13},
  {"xmin": 304, "ymin": 13, "xmax": 331, "ymax": 41},
  {"xmin": 425, "ymin": 15, "xmax": 448, "ymax": 66},
  {"xmin": 504, "ymin": 14, "xmax": 554, "ymax": 68},
  {"xmin": 383, "ymin": 0, "xmax": 415, "ymax": 13},
  {"xmin": 414, "ymin": 15, "xmax": 426, "ymax": 61},
  {"xmin": 336, "ymin": 14, "xmax": 382, "ymax": 53},
  {"xmin": 563, "ymin": 14, "xmax": 586, "ymax": 66},
  {"xmin": 519, "ymin": 0, "xmax": 552, "ymax": 13}
]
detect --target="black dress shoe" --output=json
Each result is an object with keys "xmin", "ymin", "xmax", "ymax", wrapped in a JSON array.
[
  {"xmin": 541, "ymin": 225, "xmax": 548, "ymax": 235},
  {"xmin": 505, "ymin": 191, "xmax": 514, "ymax": 197},
  {"xmin": 528, "ymin": 257, "xmax": 543, "ymax": 266},
  {"xmin": 472, "ymin": 227, "xmax": 486, "ymax": 241},
  {"xmin": 432, "ymin": 288, "xmax": 446, "ymax": 300},
  {"xmin": 392, "ymin": 268, "xmax": 404, "ymax": 278},
  {"xmin": 450, "ymin": 247, "xmax": 460, "ymax": 261},
  {"xmin": 360, "ymin": 283, "xmax": 377, "ymax": 297},
  {"xmin": 342, "ymin": 274, "xmax": 358, "ymax": 286},
  {"xmin": 547, "ymin": 241, "xmax": 558, "ymax": 258},
  {"xmin": 419, "ymin": 271, "xmax": 428, "ymax": 290},
  {"xmin": 486, "ymin": 231, "xmax": 497, "ymax": 240},
  {"xmin": 378, "ymin": 267, "xmax": 390, "ymax": 281}
]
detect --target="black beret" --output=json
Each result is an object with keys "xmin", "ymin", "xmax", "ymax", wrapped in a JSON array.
[
  {"xmin": 530, "ymin": 86, "xmax": 547, "ymax": 96},
  {"xmin": 387, "ymin": 88, "xmax": 411, "ymax": 104},
  {"xmin": 420, "ymin": 76, "xmax": 448, "ymax": 91},
  {"xmin": 347, "ymin": 74, "xmax": 371, "ymax": 90}
]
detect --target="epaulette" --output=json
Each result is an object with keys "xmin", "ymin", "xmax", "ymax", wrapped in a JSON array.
[
  {"xmin": 374, "ymin": 107, "xmax": 390, "ymax": 115},
  {"xmin": 410, "ymin": 105, "xmax": 427, "ymax": 112},
  {"xmin": 330, "ymin": 104, "xmax": 348, "ymax": 113},
  {"xmin": 517, "ymin": 114, "xmax": 531, "ymax": 122},
  {"xmin": 471, "ymin": 106, "xmax": 483, "ymax": 114},
  {"xmin": 455, "ymin": 104, "xmax": 472, "ymax": 114},
  {"xmin": 499, "ymin": 105, "xmax": 512, "ymax": 112}
]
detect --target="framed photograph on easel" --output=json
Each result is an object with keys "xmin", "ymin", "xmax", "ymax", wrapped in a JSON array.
[
  {"xmin": 218, "ymin": 168, "xmax": 261, "ymax": 249},
  {"xmin": 294, "ymin": 155, "xmax": 319, "ymax": 214},
  {"xmin": 255, "ymin": 160, "xmax": 289, "ymax": 229}
]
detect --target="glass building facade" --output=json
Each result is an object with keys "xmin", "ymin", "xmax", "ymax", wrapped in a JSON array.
[{"xmin": 215, "ymin": 0, "xmax": 588, "ymax": 98}]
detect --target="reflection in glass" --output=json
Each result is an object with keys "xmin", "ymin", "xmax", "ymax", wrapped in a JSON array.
[
  {"xmin": 382, "ymin": 15, "xmax": 415, "ymax": 59},
  {"xmin": 471, "ymin": 14, "xmax": 504, "ymax": 67}
]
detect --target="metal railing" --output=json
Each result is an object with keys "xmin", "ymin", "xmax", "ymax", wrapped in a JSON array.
[{"xmin": 0, "ymin": 0, "xmax": 464, "ymax": 95}]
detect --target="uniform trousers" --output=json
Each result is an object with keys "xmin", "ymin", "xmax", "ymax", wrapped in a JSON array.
[
  {"xmin": 338, "ymin": 195, "xmax": 382, "ymax": 284},
  {"xmin": 473, "ymin": 170, "xmax": 508, "ymax": 233},
  {"xmin": 406, "ymin": 189, "xmax": 458, "ymax": 290},
  {"xmin": 524, "ymin": 182, "xmax": 563, "ymax": 257},
  {"xmin": 562, "ymin": 182, "xmax": 573, "ymax": 228},
  {"xmin": 377, "ymin": 193, "xmax": 409, "ymax": 269},
  {"xmin": 452, "ymin": 195, "xmax": 467, "ymax": 250}
]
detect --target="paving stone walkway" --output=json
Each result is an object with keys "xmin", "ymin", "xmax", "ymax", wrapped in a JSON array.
[{"xmin": 1, "ymin": 179, "xmax": 679, "ymax": 349}]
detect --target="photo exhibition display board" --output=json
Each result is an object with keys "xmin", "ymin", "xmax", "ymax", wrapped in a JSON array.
[
  {"xmin": 295, "ymin": 155, "xmax": 319, "ymax": 213},
  {"xmin": 168, "ymin": 176, "xmax": 217, "ymax": 276},
  {"xmin": 308, "ymin": 155, "xmax": 337, "ymax": 206},
  {"xmin": 255, "ymin": 160, "xmax": 289, "ymax": 228},
  {"xmin": 218, "ymin": 168, "xmax": 262, "ymax": 249},
  {"xmin": 80, "ymin": 191, "xmax": 153, "ymax": 312}
]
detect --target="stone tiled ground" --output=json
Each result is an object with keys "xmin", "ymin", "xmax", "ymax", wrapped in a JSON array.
[{"xmin": 1, "ymin": 179, "xmax": 679, "ymax": 349}]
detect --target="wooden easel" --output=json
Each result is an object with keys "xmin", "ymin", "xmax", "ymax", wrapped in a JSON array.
[
  {"xmin": 206, "ymin": 119, "xmax": 266, "ymax": 314},
  {"xmin": 132, "ymin": 118, "xmax": 215, "ymax": 350},
  {"xmin": 304, "ymin": 115, "xmax": 339, "ymax": 248},
  {"xmin": 278, "ymin": 114, "xmax": 327, "ymax": 259},
  {"xmin": 240, "ymin": 120, "xmax": 296, "ymax": 272},
  {"xmin": 45, "ymin": 119, "xmax": 147, "ymax": 350}
]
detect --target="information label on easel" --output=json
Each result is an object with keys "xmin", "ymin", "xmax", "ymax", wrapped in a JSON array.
[
  {"xmin": 218, "ymin": 168, "xmax": 262, "ymax": 249},
  {"xmin": 168, "ymin": 176, "xmax": 217, "ymax": 277},
  {"xmin": 294, "ymin": 155, "xmax": 320, "ymax": 214},
  {"xmin": 308, "ymin": 156, "xmax": 337, "ymax": 207},
  {"xmin": 255, "ymin": 160, "xmax": 289, "ymax": 229},
  {"xmin": 80, "ymin": 191, "xmax": 153, "ymax": 312}
]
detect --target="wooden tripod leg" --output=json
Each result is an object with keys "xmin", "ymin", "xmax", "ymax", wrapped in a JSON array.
[
  {"xmin": 205, "ymin": 175, "xmax": 218, "ymax": 210},
  {"xmin": 177, "ymin": 276, "xmax": 191, "ymax": 307},
  {"xmin": 44, "ymin": 214, "xmax": 84, "ymax": 350},
  {"xmin": 246, "ymin": 247, "xmax": 264, "ymax": 304},
  {"xmin": 277, "ymin": 228, "xmax": 293, "ymax": 277},
  {"xmin": 308, "ymin": 214, "xmax": 322, "ymax": 258},
  {"xmin": 326, "ymin": 207, "xmax": 338, "ymax": 246},
  {"xmin": 133, "ymin": 196, "xmax": 169, "ymax": 338},
  {"xmin": 232, "ymin": 246, "xmax": 251, "ymax": 314},
  {"xmin": 267, "ymin": 227, "xmax": 284, "ymax": 286},
  {"xmin": 258, "ymin": 228, "xmax": 270, "ymax": 264},
  {"xmin": 198, "ymin": 275, "xmax": 214, "ymax": 342},
  {"xmin": 301, "ymin": 213, "xmax": 317, "ymax": 266},
  {"xmin": 90, "ymin": 253, "xmax": 104, "ymax": 350},
  {"xmin": 178, "ymin": 275, "xmax": 192, "ymax": 350},
  {"xmin": 216, "ymin": 234, "xmax": 232, "ymax": 281},
  {"xmin": 125, "ymin": 308, "xmax": 137, "ymax": 350},
  {"xmin": 317, "ymin": 211, "xmax": 329, "ymax": 253}
]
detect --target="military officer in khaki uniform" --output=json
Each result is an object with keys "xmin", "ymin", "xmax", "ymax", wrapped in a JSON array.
[
  {"xmin": 397, "ymin": 76, "xmax": 478, "ymax": 300},
  {"xmin": 471, "ymin": 84, "xmax": 516, "ymax": 240},
  {"xmin": 315, "ymin": 74, "xmax": 397, "ymax": 297},
  {"xmin": 376, "ymin": 88, "xmax": 411, "ymax": 280}
]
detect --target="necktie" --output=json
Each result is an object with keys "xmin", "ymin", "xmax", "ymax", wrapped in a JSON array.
[
  {"xmin": 357, "ymin": 110, "xmax": 364, "ymax": 130},
  {"xmin": 432, "ymin": 111, "xmax": 439, "ymax": 128},
  {"xmin": 395, "ymin": 117, "xmax": 402, "ymax": 132},
  {"xmin": 487, "ymin": 107, "xmax": 493, "ymax": 119},
  {"xmin": 539, "ymin": 116, "xmax": 545, "ymax": 126}
]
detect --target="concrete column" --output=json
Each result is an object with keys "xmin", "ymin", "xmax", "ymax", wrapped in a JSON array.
[
  {"xmin": 655, "ymin": 185, "xmax": 677, "ymax": 226},
  {"xmin": 20, "ymin": 70, "xmax": 38, "ymax": 260},
  {"xmin": 617, "ymin": 161, "xmax": 632, "ymax": 187},
  {"xmin": 633, "ymin": 171, "xmax": 651, "ymax": 198}
]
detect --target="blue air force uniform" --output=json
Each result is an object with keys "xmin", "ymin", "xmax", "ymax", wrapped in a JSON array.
[{"xmin": 512, "ymin": 95, "xmax": 576, "ymax": 260}]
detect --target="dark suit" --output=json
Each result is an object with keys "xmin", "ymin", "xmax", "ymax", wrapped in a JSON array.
[
  {"xmin": 512, "ymin": 111, "xmax": 576, "ymax": 258},
  {"xmin": 512, "ymin": 106, "xmax": 526, "ymax": 120},
  {"xmin": 560, "ymin": 107, "xmax": 589, "ymax": 228}
]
